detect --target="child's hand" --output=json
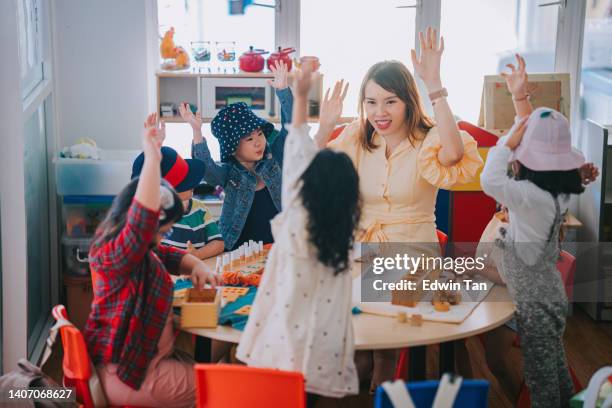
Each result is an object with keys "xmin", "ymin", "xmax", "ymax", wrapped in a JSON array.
[
  {"xmin": 580, "ymin": 163, "xmax": 600, "ymax": 185},
  {"xmin": 501, "ymin": 54, "xmax": 529, "ymax": 99},
  {"xmin": 179, "ymin": 103, "xmax": 202, "ymax": 131},
  {"xmin": 191, "ymin": 261, "xmax": 221, "ymax": 289},
  {"xmin": 411, "ymin": 27, "xmax": 444, "ymax": 91},
  {"xmin": 319, "ymin": 80, "xmax": 349, "ymax": 131},
  {"xmin": 267, "ymin": 60, "xmax": 288, "ymax": 90},
  {"xmin": 504, "ymin": 116, "xmax": 528, "ymax": 151},
  {"xmin": 143, "ymin": 113, "xmax": 164, "ymax": 162},
  {"xmin": 294, "ymin": 64, "xmax": 313, "ymax": 98},
  {"xmin": 186, "ymin": 240, "xmax": 195, "ymax": 254}
]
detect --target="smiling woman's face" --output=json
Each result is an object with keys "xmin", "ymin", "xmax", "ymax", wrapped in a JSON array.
[{"xmin": 363, "ymin": 80, "xmax": 407, "ymax": 136}]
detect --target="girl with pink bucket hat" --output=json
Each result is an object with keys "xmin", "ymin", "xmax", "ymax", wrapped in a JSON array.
[{"xmin": 481, "ymin": 54, "xmax": 599, "ymax": 407}]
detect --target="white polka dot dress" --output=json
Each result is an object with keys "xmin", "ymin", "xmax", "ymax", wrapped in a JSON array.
[{"xmin": 236, "ymin": 124, "xmax": 358, "ymax": 398}]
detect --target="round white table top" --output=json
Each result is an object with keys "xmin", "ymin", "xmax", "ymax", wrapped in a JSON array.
[{"xmin": 182, "ymin": 255, "xmax": 515, "ymax": 349}]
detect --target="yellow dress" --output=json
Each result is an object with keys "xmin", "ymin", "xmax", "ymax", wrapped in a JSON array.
[{"xmin": 329, "ymin": 121, "xmax": 483, "ymax": 245}]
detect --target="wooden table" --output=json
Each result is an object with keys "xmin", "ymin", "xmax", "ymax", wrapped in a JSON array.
[{"xmin": 181, "ymin": 258, "xmax": 515, "ymax": 379}]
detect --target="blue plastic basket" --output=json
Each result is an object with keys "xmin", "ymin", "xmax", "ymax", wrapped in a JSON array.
[{"xmin": 375, "ymin": 379, "xmax": 489, "ymax": 408}]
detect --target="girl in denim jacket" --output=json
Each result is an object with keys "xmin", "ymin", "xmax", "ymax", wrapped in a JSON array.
[{"xmin": 180, "ymin": 62, "xmax": 292, "ymax": 251}]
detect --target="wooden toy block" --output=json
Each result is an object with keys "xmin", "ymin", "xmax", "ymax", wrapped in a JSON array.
[
  {"xmin": 172, "ymin": 288, "xmax": 189, "ymax": 307},
  {"xmin": 234, "ymin": 305, "xmax": 252, "ymax": 316},
  {"xmin": 396, "ymin": 312, "xmax": 408, "ymax": 323},
  {"xmin": 391, "ymin": 269, "xmax": 441, "ymax": 307},
  {"xmin": 410, "ymin": 314, "xmax": 423, "ymax": 327},
  {"xmin": 433, "ymin": 301, "xmax": 450, "ymax": 312},
  {"xmin": 180, "ymin": 288, "xmax": 220, "ymax": 328}
]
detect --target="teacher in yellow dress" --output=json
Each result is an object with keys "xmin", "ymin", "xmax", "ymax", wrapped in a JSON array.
[
  {"xmin": 319, "ymin": 27, "xmax": 482, "ymax": 247},
  {"xmin": 317, "ymin": 27, "xmax": 484, "ymax": 389}
]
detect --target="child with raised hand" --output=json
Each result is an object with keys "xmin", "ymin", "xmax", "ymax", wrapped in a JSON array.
[
  {"xmin": 85, "ymin": 114, "xmax": 219, "ymax": 407},
  {"xmin": 180, "ymin": 61, "xmax": 293, "ymax": 251},
  {"xmin": 131, "ymin": 136, "xmax": 224, "ymax": 259},
  {"xmin": 481, "ymin": 54, "xmax": 598, "ymax": 408},
  {"xmin": 236, "ymin": 66, "xmax": 360, "ymax": 403}
]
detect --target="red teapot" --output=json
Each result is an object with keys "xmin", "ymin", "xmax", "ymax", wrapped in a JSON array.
[
  {"xmin": 267, "ymin": 47, "xmax": 296, "ymax": 71},
  {"xmin": 239, "ymin": 46, "xmax": 268, "ymax": 72}
]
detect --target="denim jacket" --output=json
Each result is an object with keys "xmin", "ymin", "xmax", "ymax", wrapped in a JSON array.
[{"xmin": 192, "ymin": 87, "xmax": 293, "ymax": 250}]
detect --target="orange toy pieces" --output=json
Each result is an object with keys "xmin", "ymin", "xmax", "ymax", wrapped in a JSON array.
[
  {"xmin": 433, "ymin": 301, "xmax": 451, "ymax": 312},
  {"xmin": 160, "ymin": 27, "xmax": 176, "ymax": 59},
  {"xmin": 234, "ymin": 305, "xmax": 252, "ymax": 316},
  {"xmin": 174, "ymin": 46, "xmax": 190, "ymax": 68},
  {"xmin": 222, "ymin": 287, "xmax": 249, "ymax": 302}
]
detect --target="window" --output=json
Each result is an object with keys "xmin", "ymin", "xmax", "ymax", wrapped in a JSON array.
[
  {"xmin": 300, "ymin": 0, "xmax": 417, "ymax": 117},
  {"xmin": 440, "ymin": 0, "xmax": 559, "ymax": 123},
  {"xmin": 158, "ymin": 0, "xmax": 276, "ymax": 68},
  {"xmin": 17, "ymin": 0, "xmax": 44, "ymax": 98},
  {"xmin": 163, "ymin": 123, "xmax": 221, "ymax": 162},
  {"xmin": 579, "ymin": 0, "xmax": 612, "ymax": 124},
  {"xmin": 23, "ymin": 102, "xmax": 52, "ymax": 356}
]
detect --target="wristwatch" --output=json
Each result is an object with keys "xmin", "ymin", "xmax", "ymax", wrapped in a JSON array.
[{"xmin": 429, "ymin": 87, "xmax": 448, "ymax": 105}]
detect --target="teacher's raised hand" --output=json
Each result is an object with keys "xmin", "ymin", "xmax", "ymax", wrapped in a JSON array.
[{"xmin": 411, "ymin": 26, "xmax": 444, "ymax": 92}]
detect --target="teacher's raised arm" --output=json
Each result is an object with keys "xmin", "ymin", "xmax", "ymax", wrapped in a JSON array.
[{"xmin": 411, "ymin": 27, "xmax": 464, "ymax": 166}]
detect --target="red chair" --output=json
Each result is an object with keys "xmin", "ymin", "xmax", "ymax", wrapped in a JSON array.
[
  {"xmin": 52, "ymin": 305, "xmax": 149, "ymax": 408},
  {"xmin": 328, "ymin": 125, "xmax": 347, "ymax": 142},
  {"xmin": 195, "ymin": 364, "xmax": 306, "ymax": 408},
  {"xmin": 516, "ymin": 250, "xmax": 582, "ymax": 407},
  {"xmin": 394, "ymin": 230, "xmax": 448, "ymax": 380}
]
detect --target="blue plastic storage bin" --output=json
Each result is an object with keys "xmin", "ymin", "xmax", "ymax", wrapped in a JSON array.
[{"xmin": 54, "ymin": 150, "xmax": 139, "ymax": 196}]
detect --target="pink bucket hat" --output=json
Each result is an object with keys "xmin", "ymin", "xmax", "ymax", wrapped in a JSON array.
[{"xmin": 510, "ymin": 107, "xmax": 585, "ymax": 171}]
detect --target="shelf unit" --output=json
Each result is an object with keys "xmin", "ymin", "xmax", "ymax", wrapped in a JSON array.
[{"xmin": 156, "ymin": 69, "xmax": 353, "ymax": 125}]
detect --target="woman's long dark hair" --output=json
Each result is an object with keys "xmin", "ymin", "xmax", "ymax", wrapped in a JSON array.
[
  {"xmin": 300, "ymin": 149, "xmax": 361, "ymax": 275},
  {"xmin": 515, "ymin": 163, "xmax": 584, "ymax": 197},
  {"xmin": 92, "ymin": 178, "xmax": 184, "ymax": 249}
]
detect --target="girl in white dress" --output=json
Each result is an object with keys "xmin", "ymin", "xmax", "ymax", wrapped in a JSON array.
[{"xmin": 236, "ymin": 67, "xmax": 361, "ymax": 401}]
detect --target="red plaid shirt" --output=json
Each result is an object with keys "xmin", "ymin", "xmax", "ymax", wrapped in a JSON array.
[{"xmin": 84, "ymin": 199, "xmax": 186, "ymax": 389}]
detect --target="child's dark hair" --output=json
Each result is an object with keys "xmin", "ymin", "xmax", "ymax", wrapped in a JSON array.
[
  {"xmin": 515, "ymin": 163, "xmax": 584, "ymax": 197},
  {"xmin": 300, "ymin": 149, "xmax": 361, "ymax": 275},
  {"xmin": 92, "ymin": 178, "xmax": 183, "ymax": 248}
]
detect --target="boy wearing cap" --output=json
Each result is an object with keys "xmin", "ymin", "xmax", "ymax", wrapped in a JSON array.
[
  {"xmin": 132, "ymin": 146, "xmax": 224, "ymax": 259},
  {"xmin": 179, "ymin": 62, "xmax": 294, "ymax": 251}
]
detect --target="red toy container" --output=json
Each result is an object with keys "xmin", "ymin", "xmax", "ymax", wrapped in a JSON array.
[
  {"xmin": 239, "ymin": 46, "xmax": 268, "ymax": 72},
  {"xmin": 267, "ymin": 47, "xmax": 295, "ymax": 71}
]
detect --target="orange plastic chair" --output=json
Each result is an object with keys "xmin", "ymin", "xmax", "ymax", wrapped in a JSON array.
[
  {"xmin": 52, "ymin": 305, "xmax": 150, "ymax": 408},
  {"xmin": 394, "ymin": 230, "xmax": 448, "ymax": 380},
  {"xmin": 195, "ymin": 364, "xmax": 306, "ymax": 408},
  {"xmin": 52, "ymin": 305, "xmax": 97, "ymax": 408},
  {"xmin": 515, "ymin": 250, "xmax": 582, "ymax": 407}
]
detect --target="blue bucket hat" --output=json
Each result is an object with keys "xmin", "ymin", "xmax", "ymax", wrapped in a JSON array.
[
  {"xmin": 211, "ymin": 102, "xmax": 275, "ymax": 162},
  {"xmin": 131, "ymin": 146, "xmax": 205, "ymax": 193}
]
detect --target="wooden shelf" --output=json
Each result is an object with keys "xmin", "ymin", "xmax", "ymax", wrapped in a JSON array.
[{"xmin": 160, "ymin": 115, "xmax": 356, "ymax": 125}]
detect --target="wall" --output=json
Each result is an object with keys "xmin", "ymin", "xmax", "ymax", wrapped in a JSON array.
[
  {"xmin": 53, "ymin": 0, "xmax": 156, "ymax": 150},
  {"xmin": 0, "ymin": 0, "xmax": 30, "ymax": 372}
]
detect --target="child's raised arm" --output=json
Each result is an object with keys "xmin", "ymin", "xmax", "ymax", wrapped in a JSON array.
[
  {"xmin": 136, "ymin": 113, "xmax": 163, "ymax": 210},
  {"xmin": 314, "ymin": 80, "xmax": 349, "ymax": 149},
  {"xmin": 501, "ymin": 54, "xmax": 533, "ymax": 119},
  {"xmin": 179, "ymin": 103, "xmax": 230, "ymax": 187},
  {"xmin": 268, "ymin": 61, "xmax": 294, "ymax": 162},
  {"xmin": 481, "ymin": 117, "xmax": 530, "ymax": 210}
]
